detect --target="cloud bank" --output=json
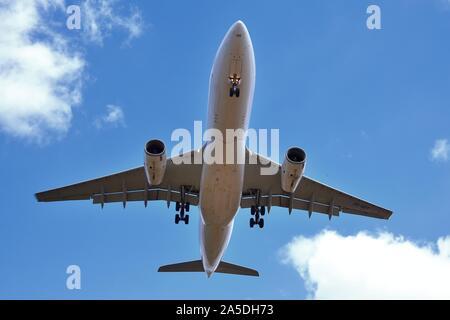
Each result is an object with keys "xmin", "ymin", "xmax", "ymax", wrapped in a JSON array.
[
  {"xmin": 0, "ymin": 0, "xmax": 84, "ymax": 142},
  {"xmin": 0, "ymin": 0, "xmax": 143, "ymax": 143},
  {"xmin": 281, "ymin": 230, "xmax": 450, "ymax": 299}
]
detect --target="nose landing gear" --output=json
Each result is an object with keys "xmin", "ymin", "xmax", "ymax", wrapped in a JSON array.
[
  {"xmin": 228, "ymin": 73, "xmax": 241, "ymax": 98},
  {"xmin": 250, "ymin": 205, "xmax": 265, "ymax": 229},
  {"xmin": 229, "ymin": 85, "xmax": 240, "ymax": 97}
]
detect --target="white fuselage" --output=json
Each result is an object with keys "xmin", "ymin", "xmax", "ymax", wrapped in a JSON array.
[{"xmin": 198, "ymin": 21, "xmax": 256, "ymax": 276}]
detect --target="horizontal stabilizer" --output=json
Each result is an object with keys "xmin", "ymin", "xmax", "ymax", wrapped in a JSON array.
[{"xmin": 158, "ymin": 260, "xmax": 259, "ymax": 277}]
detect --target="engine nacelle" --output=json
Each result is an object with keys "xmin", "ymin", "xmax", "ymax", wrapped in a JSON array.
[
  {"xmin": 144, "ymin": 139, "xmax": 167, "ymax": 186},
  {"xmin": 281, "ymin": 147, "xmax": 307, "ymax": 193}
]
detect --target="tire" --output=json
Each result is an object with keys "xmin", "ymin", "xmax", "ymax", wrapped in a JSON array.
[
  {"xmin": 250, "ymin": 218, "xmax": 255, "ymax": 228},
  {"xmin": 260, "ymin": 206, "xmax": 266, "ymax": 216},
  {"xmin": 236, "ymin": 87, "xmax": 240, "ymax": 98},
  {"xmin": 175, "ymin": 214, "xmax": 180, "ymax": 224},
  {"xmin": 185, "ymin": 215, "xmax": 190, "ymax": 225},
  {"xmin": 229, "ymin": 87, "xmax": 234, "ymax": 97},
  {"xmin": 250, "ymin": 206, "xmax": 256, "ymax": 215},
  {"xmin": 185, "ymin": 202, "xmax": 190, "ymax": 212},
  {"xmin": 259, "ymin": 218, "xmax": 265, "ymax": 229},
  {"xmin": 175, "ymin": 202, "xmax": 180, "ymax": 212}
]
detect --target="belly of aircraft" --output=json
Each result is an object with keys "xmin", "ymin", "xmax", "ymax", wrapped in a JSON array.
[{"xmin": 199, "ymin": 162, "xmax": 244, "ymax": 226}]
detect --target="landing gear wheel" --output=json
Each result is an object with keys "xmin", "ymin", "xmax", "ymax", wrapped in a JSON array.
[
  {"xmin": 184, "ymin": 215, "xmax": 190, "ymax": 225},
  {"xmin": 175, "ymin": 202, "xmax": 180, "ymax": 212},
  {"xmin": 250, "ymin": 218, "xmax": 255, "ymax": 228},
  {"xmin": 175, "ymin": 214, "xmax": 180, "ymax": 224},
  {"xmin": 185, "ymin": 202, "xmax": 190, "ymax": 212},
  {"xmin": 258, "ymin": 218, "xmax": 265, "ymax": 229},
  {"xmin": 230, "ymin": 85, "xmax": 239, "ymax": 97},
  {"xmin": 250, "ymin": 206, "xmax": 256, "ymax": 215},
  {"xmin": 260, "ymin": 206, "xmax": 266, "ymax": 216}
]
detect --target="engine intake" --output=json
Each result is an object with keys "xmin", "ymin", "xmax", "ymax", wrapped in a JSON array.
[
  {"xmin": 144, "ymin": 139, "xmax": 167, "ymax": 186},
  {"xmin": 281, "ymin": 147, "xmax": 307, "ymax": 193}
]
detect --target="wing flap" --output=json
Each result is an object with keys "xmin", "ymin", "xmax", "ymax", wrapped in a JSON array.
[
  {"xmin": 241, "ymin": 195, "xmax": 340, "ymax": 217},
  {"xmin": 91, "ymin": 189, "xmax": 199, "ymax": 206}
]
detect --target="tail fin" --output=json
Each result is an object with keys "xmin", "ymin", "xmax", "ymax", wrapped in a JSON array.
[{"xmin": 158, "ymin": 260, "xmax": 259, "ymax": 277}]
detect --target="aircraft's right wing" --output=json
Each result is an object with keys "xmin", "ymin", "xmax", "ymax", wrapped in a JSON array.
[
  {"xmin": 35, "ymin": 150, "xmax": 203, "ymax": 208},
  {"xmin": 241, "ymin": 149, "xmax": 392, "ymax": 220}
]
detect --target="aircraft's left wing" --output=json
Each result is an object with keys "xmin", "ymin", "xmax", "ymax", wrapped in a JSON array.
[
  {"xmin": 36, "ymin": 150, "xmax": 202, "ymax": 208},
  {"xmin": 241, "ymin": 149, "xmax": 392, "ymax": 220}
]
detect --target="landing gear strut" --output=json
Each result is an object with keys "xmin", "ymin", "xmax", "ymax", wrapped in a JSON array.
[
  {"xmin": 175, "ymin": 201, "xmax": 190, "ymax": 225},
  {"xmin": 250, "ymin": 205, "xmax": 265, "ymax": 229}
]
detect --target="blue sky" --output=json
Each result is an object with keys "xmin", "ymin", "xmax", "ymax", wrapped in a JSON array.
[{"xmin": 1, "ymin": 0, "xmax": 450, "ymax": 299}]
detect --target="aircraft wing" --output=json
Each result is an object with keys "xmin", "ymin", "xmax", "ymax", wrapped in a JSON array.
[
  {"xmin": 36, "ymin": 148, "xmax": 392, "ymax": 219},
  {"xmin": 35, "ymin": 150, "xmax": 202, "ymax": 207},
  {"xmin": 241, "ymin": 149, "xmax": 392, "ymax": 220}
]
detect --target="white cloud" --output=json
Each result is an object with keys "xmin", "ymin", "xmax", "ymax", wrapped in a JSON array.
[
  {"xmin": 82, "ymin": 0, "xmax": 144, "ymax": 46},
  {"xmin": 0, "ymin": 0, "xmax": 84, "ymax": 142},
  {"xmin": 0, "ymin": 0, "xmax": 144, "ymax": 143},
  {"xmin": 94, "ymin": 104, "xmax": 125, "ymax": 128},
  {"xmin": 431, "ymin": 139, "xmax": 449, "ymax": 162},
  {"xmin": 281, "ymin": 230, "xmax": 450, "ymax": 299}
]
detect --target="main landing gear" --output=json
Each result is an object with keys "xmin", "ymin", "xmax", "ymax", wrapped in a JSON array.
[
  {"xmin": 175, "ymin": 201, "xmax": 190, "ymax": 225},
  {"xmin": 250, "ymin": 205, "xmax": 265, "ymax": 229}
]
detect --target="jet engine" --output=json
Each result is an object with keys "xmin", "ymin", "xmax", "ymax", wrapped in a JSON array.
[
  {"xmin": 144, "ymin": 139, "xmax": 167, "ymax": 186},
  {"xmin": 281, "ymin": 147, "xmax": 307, "ymax": 193}
]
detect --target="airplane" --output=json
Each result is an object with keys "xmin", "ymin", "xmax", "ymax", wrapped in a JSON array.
[{"xmin": 35, "ymin": 20, "xmax": 392, "ymax": 278}]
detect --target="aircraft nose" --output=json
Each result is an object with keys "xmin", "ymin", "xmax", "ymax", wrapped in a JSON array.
[
  {"xmin": 231, "ymin": 20, "xmax": 247, "ymax": 34},
  {"xmin": 225, "ymin": 20, "xmax": 251, "ymax": 48}
]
